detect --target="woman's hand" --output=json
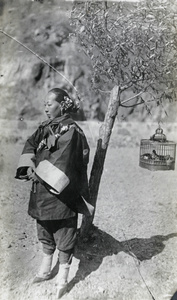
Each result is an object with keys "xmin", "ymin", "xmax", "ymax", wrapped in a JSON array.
[{"xmin": 27, "ymin": 167, "xmax": 37, "ymax": 181}]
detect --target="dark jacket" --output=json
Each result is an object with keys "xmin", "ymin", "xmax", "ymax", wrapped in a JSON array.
[{"xmin": 15, "ymin": 114, "xmax": 94, "ymax": 220}]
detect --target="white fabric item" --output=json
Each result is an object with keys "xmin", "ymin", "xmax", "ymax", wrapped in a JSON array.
[
  {"xmin": 56, "ymin": 263, "xmax": 70, "ymax": 298},
  {"xmin": 17, "ymin": 153, "xmax": 35, "ymax": 170},
  {"xmin": 37, "ymin": 253, "xmax": 53, "ymax": 277},
  {"xmin": 35, "ymin": 159, "xmax": 70, "ymax": 193}
]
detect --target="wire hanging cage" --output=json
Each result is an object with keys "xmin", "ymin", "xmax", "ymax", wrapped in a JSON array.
[{"xmin": 139, "ymin": 126, "xmax": 176, "ymax": 171}]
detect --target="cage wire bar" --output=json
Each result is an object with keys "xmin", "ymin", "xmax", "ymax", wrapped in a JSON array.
[{"xmin": 139, "ymin": 127, "xmax": 176, "ymax": 171}]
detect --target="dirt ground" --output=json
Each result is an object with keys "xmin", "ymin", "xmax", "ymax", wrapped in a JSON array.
[{"xmin": 0, "ymin": 119, "xmax": 177, "ymax": 300}]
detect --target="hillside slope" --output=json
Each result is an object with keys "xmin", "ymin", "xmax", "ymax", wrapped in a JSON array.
[{"xmin": 0, "ymin": 0, "xmax": 177, "ymax": 122}]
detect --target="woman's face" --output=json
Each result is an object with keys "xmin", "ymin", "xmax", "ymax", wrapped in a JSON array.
[{"xmin": 44, "ymin": 92, "xmax": 62, "ymax": 120}]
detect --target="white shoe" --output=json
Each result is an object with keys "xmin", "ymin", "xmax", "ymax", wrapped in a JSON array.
[
  {"xmin": 33, "ymin": 253, "xmax": 53, "ymax": 284},
  {"xmin": 56, "ymin": 263, "xmax": 70, "ymax": 298},
  {"xmin": 32, "ymin": 272, "xmax": 51, "ymax": 283},
  {"xmin": 56, "ymin": 283, "xmax": 68, "ymax": 298}
]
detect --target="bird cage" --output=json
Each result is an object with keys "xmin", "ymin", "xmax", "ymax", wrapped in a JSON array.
[{"xmin": 139, "ymin": 126, "xmax": 176, "ymax": 171}]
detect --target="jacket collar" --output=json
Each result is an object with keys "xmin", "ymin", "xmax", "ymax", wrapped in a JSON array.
[{"xmin": 42, "ymin": 114, "xmax": 74, "ymax": 127}]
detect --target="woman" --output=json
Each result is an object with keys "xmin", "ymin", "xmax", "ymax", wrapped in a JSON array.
[{"xmin": 15, "ymin": 88, "xmax": 93, "ymax": 298}]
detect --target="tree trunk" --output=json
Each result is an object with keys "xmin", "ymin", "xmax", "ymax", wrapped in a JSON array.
[{"xmin": 80, "ymin": 85, "xmax": 120, "ymax": 235}]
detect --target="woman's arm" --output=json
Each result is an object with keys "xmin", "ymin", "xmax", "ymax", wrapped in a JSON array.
[{"xmin": 15, "ymin": 127, "xmax": 42, "ymax": 180}]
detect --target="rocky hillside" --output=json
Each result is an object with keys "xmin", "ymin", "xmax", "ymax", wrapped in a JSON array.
[
  {"xmin": 0, "ymin": 1, "xmax": 95, "ymax": 121},
  {"xmin": 0, "ymin": 0, "xmax": 177, "ymax": 123}
]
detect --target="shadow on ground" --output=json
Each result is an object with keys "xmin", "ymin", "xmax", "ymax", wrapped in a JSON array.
[
  {"xmin": 171, "ymin": 291, "xmax": 177, "ymax": 300},
  {"xmin": 67, "ymin": 225, "xmax": 177, "ymax": 292}
]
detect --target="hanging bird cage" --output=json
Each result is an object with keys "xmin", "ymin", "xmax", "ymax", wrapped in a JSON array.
[{"xmin": 139, "ymin": 126, "xmax": 176, "ymax": 171}]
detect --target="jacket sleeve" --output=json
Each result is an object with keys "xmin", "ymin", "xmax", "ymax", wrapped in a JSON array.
[{"xmin": 15, "ymin": 128, "xmax": 42, "ymax": 180}]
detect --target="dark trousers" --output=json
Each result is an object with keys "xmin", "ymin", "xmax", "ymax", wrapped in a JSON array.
[{"xmin": 37, "ymin": 216, "xmax": 78, "ymax": 263}]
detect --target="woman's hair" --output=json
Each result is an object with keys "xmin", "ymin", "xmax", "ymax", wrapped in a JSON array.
[{"xmin": 48, "ymin": 88, "xmax": 79, "ymax": 113}]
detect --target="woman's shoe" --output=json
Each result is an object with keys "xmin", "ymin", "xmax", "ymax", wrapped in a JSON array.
[
  {"xmin": 32, "ymin": 253, "xmax": 53, "ymax": 284},
  {"xmin": 56, "ymin": 263, "xmax": 70, "ymax": 298},
  {"xmin": 56, "ymin": 283, "xmax": 68, "ymax": 299},
  {"xmin": 32, "ymin": 272, "xmax": 51, "ymax": 283}
]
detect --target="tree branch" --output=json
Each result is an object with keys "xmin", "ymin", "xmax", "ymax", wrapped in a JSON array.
[
  {"xmin": 0, "ymin": 29, "xmax": 80, "ymax": 98},
  {"xmin": 120, "ymin": 91, "xmax": 145, "ymax": 105},
  {"xmin": 120, "ymin": 100, "xmax": 144, "ymax": 108}
]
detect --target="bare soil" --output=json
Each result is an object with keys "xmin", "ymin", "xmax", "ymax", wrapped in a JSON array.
[{"xmin": 0, "ymin": 119, "xmax": 177, "ymax": 300}]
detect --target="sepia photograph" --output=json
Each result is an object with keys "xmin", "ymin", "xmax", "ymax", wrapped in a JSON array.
[{"xmin": 0, "ymin": 0, "xmax": 177, "ymax": 299}]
